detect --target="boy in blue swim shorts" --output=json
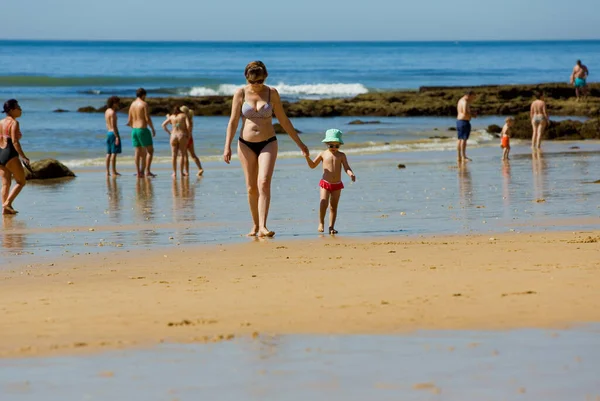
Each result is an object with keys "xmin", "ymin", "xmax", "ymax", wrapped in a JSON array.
[{"xmin": 105, "ymin": 96, "xmax": 122, "ymax": 176}]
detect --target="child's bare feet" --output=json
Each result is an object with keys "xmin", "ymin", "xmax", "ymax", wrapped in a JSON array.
[
  {"xmin": 112, "ymin": 171, "xmax": 121, "ymax": 176},
  {"xmin": 183, "ymin": 172, "xmax": 189, "ymax": 177},
  {"xmin": 329, "ymin": 227, "xmax": 338, "ymax": 235},
  {"xmin": 147, "ymin": 171, "xmax": 157, "ymax": 177},
  {"xmin": 318, "ymin": 223, "xmax": 324, "ymax": 232},
  {"xmin": 257, "ymin": 228, "xmax": 275, "ymax": 237},
  {"xmin": 197, "ymin": 169, "xmax": 204, "ymax": 176},
  {"xmin": 172, "ymin": 173, "xmax": 177, "ymax": 178}
]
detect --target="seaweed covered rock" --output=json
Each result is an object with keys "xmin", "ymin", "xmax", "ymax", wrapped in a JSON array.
[
  {"xmin": 25, "ymin": 159, "xmax": 76, "ymax": 180},
  {"xmin": 273, "ymin": 123, "xmax": 301, "ymax": 134},
  {"xmin": 77, "ymin": 82, "xmax": 600, "ymax": 119},
  {"xmin": 487, "ymin": 124, "xmax": 502, "ymax": 134},
  {"xmin": 348, "ymin": 120, "xmax": 381, "ymax": 125},
  {"xmin": 508, "ymin": 113, "xmax": 600, "ymax": 140}
]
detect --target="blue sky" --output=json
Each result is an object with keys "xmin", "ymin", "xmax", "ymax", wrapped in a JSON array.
[{"xmin": 2, "ymin": 0, "xmax": 599, "ymax": 41}]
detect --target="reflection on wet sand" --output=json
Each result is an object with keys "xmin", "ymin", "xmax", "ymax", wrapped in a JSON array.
[
  {"xmin": 135, "ymin": 178, "xmax": 157, "ymax": 246},
  {"xmin": 171, "ymin": 177, "xmax": 197, "ymax": 222},
  {"xmin": 502, "ymin": 160, "xmax": 511, "ymax": 211},
  {"xmin": 106, "ymin": 176, "xmax": 122, "ymax": 221},
  {"xmin": 1, "ymin": 216, "xmax": 27, "ymax": 252},
  {"xmin": 532, "ymin": 150, "xmax": 547, "ymax": 203},
  {"xmin": 458, "ymin": 163, "xmax": 473, "ymax": 208},
  {"xmin": 135, "ymin": 178, "xmax": 155, "ymax": 222}
]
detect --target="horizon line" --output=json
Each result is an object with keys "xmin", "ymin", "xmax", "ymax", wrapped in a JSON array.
[{"xmin": 1, "ymin": 38, "xmax": 600, "ymax": 44}]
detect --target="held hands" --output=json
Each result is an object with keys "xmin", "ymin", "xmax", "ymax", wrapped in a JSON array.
[
  {"xmin": 299, "ymin": 142, "xmax": 309, "ymax": 157},
  {"xmin": 223, "ymin": 147, "xmax": 232, "ymax": 164},
  {"xmin": 21, "ymin": 156, "xmax": 30, "ymax": 166}
]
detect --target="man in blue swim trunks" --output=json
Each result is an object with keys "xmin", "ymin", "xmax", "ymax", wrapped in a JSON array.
[
  {"xmin": 570, "ymin": 60, "xmax": 589, "ymax": 101},
  {"xmin": 105, "ymin": 96, "xmax": 121, "ymax": 177},
  {"xmin": 127, "ymin": 88, "xmax": 157, "ymax": 178},
  {"xmin": 456, "ymin": 90, "xmax": 476, "ymax": 163}
]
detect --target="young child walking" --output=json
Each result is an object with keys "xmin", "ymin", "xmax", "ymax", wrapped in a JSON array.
[
  {"xmin": 501, "ymin": 117, "xmax": 513, "ymax": 160},
  {"xmin": 305, "ymin": 129, "xmax": 356, "ymax": 234}
]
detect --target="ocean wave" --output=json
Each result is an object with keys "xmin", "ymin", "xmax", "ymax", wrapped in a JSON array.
[{"xmin": 186, "ymin": 82, "xmax": 369, "ymax": 98}]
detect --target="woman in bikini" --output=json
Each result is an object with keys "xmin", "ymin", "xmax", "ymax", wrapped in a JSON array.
[
  {"xmin": 162, "ymin": 105, "xmax": 191, "ymax": 178},
  {"xmin": 0, "ymin": 99, "xmax": 29, "ymax": 215},
  {"xmin": 530, "ymin": 91, "xmax": 549, "ymax": 150},
  {"xmin": 223, "ymin": 61, "xmax": 309, "ymax": 237},
  {"xmin": 180, "ymin": 106, "xmax": 204, "ymax": 176}
]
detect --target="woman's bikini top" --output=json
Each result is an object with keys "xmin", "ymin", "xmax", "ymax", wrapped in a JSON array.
[{"xmin": 241, "ymin": 88, "xmax": 273, "ymax": 119}]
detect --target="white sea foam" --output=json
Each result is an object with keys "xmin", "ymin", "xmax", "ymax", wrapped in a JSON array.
[
  {"xmin": 62, "ymin": 132, "xmax": 493, "ymax": 167},
  {"xmin": 186, "ymin": 82, "xmax": 368, "ymax": 98}
]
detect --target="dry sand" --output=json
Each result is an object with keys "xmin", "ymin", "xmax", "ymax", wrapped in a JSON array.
[{"xmin": 1, "ymin": 230, "xmax": 599, "ymax": 358}]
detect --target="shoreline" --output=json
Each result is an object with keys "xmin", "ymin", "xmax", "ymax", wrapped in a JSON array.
[{"xmin": 2, "ymin": 229, "xmax": 599, "ymax": 359}]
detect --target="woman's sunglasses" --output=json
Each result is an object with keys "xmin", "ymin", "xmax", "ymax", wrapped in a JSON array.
[
  {"xmin": 248, "ymin": 79, "xmax": 264, "ymax": 84},
  {"xmin": 328, "ymin": 144, "xmax": 340, "ymax": 149}
]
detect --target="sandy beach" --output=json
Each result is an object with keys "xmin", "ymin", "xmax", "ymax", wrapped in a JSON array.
[{"xmin": 2, "ymin": 229, "xmax": 599, "ymax": 359}]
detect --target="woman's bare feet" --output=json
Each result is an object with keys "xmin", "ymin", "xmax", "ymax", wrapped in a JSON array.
[
  {"xmin": 2, "ymin": 205, "xmax": 18, "ymax": 215},
  {"xmin": 257, "ymin": 227, "xmax": 275, "ymax": 237},
  {"xmin": 183, "ymin": 172, "xmax": 189, "ymax": 177},
  {"xmin": 329, "ymin": 227, "xmax": 338, "ymax": 235},
  {"xmin": 172, "ymin": 173, "xmax": 177, "ymax": 178},
  {"xmin": 112, "ymin": 171, "xmax": 121, "ymax": 176},
  {"xmin": 147, "ymin": 171, "xmax": 157, "ymax": 178},
  {"xmin": 318, "ymin": 223, "xmax": 324, "ymax": 232},
  {"xmin": 247, "ymin": 225, "xmax": 259, "ymax": 236},
  {"xmin": 197, "ymin": 169, "xmax": 204, "ymax": 176}
]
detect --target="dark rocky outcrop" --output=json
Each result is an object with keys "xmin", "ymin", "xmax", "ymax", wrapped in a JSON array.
[
  {"xmin": 53, "ymin": 109, "xmax": 69, "ymax": 113},
  {"xmin": 273, "ymin": 123, "xmax": 301, "ymax": 134},
  {"xmin": 78, "ymin": 83, "xmax": 600, "ymax": 119},
  {"xmin": 505, "ymin": 114, "xmax": 600, "ymax": 140},
  {"xmin": 348, "ymin": 120, "xmax": 381, "ymax": 125},
  {"xmin": 487, "ymin": 124, "xmax": 502, "ymax": 134},
  {"xmin": 25, "ymin": 159, "xmax": 76, "ymax": 180}
]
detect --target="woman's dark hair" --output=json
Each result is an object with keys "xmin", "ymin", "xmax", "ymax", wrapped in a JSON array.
[
  {"xmin": 244, "ymin": 60, "xmax": 268, "ymax": 80},
  {"xmin": 172, "ymin": 105, "xmax": 183, "ymax": 115},
  {"xmin": 107, "ymin": 96, "xmax": 121, "ymax": 108},
  {"xmin": 2, "ymin": 99, "xmax": 19, "ymax": 114}
]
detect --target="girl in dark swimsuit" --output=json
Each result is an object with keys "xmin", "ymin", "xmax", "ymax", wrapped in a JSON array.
[
  {"xmin": 223, "ymin": 61, "xmax": 309, "ymax": 237},
  {"xmin": 0, "ymin": 99, "xmax": 29, "ymax": 215}
]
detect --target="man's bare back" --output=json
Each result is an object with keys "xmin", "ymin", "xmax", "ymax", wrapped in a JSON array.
[
  {"xmin": 573, "ymin": 64, "xmax": 589, "ymax": 80},
  {"xmin": 457, "ymin": 97, "xmax": 472, "ymax": 121},
  {"xmin": 127, "ymin": 99, "xmax": 151, "ymax": 129}
]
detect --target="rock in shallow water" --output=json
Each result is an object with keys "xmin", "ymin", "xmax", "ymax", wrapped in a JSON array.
[
  {"xmin": 25, "ymin": 159, "xmax": 76, "ymax": 180},
  {"xmin": 273, "ymin": 123, "xmax": 302, "ymax": 134}
]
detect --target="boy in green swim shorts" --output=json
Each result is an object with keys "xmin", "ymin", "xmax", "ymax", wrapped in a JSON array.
[{"xmin": 127, "ymin": 88, "xmax": 157, "ymax": 177}]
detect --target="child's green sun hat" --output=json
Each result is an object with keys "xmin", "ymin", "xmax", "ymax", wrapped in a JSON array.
[{"xmin": 321, "ymin": 128, "xmax": 344, "ymax": 144}]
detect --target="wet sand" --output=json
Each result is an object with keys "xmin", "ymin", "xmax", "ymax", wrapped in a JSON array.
[
  {"xmin": 3, "ymin": 326, "xmax": 600, "ymax": 400},
  {"xmin": 1, "ymin": 230, "xmax": 599, "ymax": 358}
]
